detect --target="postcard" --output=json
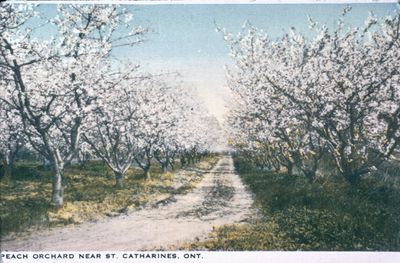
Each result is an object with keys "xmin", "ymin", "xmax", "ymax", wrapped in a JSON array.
[{"xmin": 0, "ymin": 0, "xmax": 399, "ymax": 262}]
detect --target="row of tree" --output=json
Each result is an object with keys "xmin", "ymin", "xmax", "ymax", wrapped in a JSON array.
[
  {"xmin": 0, "ymin": 4, "xmax": 222, "ymax": 206},
  {"xmin": 224, "ymin": 7, "xmax": 400, "ymax": 184}
]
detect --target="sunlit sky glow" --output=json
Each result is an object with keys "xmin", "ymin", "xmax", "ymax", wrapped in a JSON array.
[{"xmin": 34, "ymin": 2, "xmax": 399, "ymax": 122}]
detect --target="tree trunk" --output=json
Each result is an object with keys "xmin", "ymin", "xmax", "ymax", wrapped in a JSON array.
[
  {"xmin": 51, "ymin": 163, "xmax": 64, "ymax": 207},
  {"xmin": 115, "ymin": 171, "xmax": 124, "ymax": 188},
  {"xmin": 163, "ymin": 156, "xmax": 170, "ymax": 173},
  {"xmin": 304, "ymin": 170, "xmax": 316, "ymax": 183},
  {"xmin": 340, "ymin": 161, "xmax": 364, "ymax": 185},
  {"xmin": 271, "ymin": 160, "xmax": 281, "ymax": 172},
  {"xmin": 169, "ymin": 160, "xmax": 175, "ymax": 170},
  {"xmin": 144, "ymin": 167, "xmax": 151, "ymax": 180},
  {"xmin": 162, "ymin": 163, "xmax": 168, "ymax": 173},
  {"xmin": 344, "ymin": 171, "xmax": 361, "ymax": 185},
  {"xmin": 287, "ymin": 162, "xmax": 293, "ymax": 176},
  {"xmin": 2, "ymin": 156, "xmax": 12, "ymax": 181},
  {"xmin": 180, "ymin": 156, "xmax": 186, "ymax": 167}
]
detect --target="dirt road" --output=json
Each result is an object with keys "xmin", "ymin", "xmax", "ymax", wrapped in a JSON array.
[{"xmin": 1, "ymin": 155, "xmax": 254, "ymax": 251}]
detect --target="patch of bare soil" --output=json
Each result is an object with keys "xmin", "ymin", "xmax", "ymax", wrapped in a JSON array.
[{"xmin": 1, "ymin": 155, "xmax": 254, "ymax": 251}]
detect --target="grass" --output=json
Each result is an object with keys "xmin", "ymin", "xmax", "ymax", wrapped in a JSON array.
[
  {"xmin": 0, "ymin": 156, "xmax": 219, "ymax": 238},
  {"xmin": 186, "ymin": 156, "xmax": 400, "ymax": 251}
]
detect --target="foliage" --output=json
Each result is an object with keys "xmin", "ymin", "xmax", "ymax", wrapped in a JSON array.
[
  {"xmin": 223, "ymin": 8, "xmax": 400, "ymax": 183},
  {"xmin": 188, "ymin": 156, "xmax": 400, "ymax": 250},
  {"xmin": 0, "ymin": 4, "xmax": 223, "ymax": 206},
  {"xmin": 0, "ymin": 3, "xmax": 148, "ymax": 206}
]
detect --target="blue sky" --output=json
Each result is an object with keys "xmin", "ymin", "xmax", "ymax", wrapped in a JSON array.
[
  {"xmin": 124, "ymin": 3, "xmax": 397, "ymax": 62},
  {"xmin": 36, "ymin": 2, "xmax": 398, "ymax": 121}
]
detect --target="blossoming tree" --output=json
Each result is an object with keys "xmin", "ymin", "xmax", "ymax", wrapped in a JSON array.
[
  {"xmin": 224, "ymin": 8, "xmax": 400, "ymax": 183},
  {"xmin": 0, "ymin": 4, "xmax": 146, "ymax": 205}
]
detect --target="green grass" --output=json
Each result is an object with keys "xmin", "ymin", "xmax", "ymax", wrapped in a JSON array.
[
  {"xmin": 187, "ymin": 156, "xmax": 400, "ymax": 251},
  {"xmin": 0, "ymin": 156, "xmax": 219, "ymax": 237}
]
